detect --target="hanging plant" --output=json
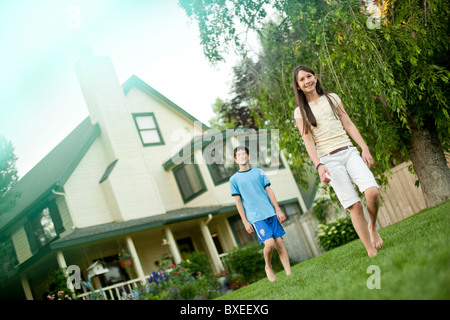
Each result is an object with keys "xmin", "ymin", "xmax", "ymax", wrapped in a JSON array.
[{"xmin": 117, "ymin": 248, "xmax": 132, "ymax": 268}]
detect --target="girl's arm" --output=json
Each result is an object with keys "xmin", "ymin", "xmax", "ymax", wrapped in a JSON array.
[
  {"xmin": 295, "ymin": 118, "xmax": 331, "ymax": 184},
  {"xmin": 337, "ymin": 105, "xmax": 374, "ymax": 168}
]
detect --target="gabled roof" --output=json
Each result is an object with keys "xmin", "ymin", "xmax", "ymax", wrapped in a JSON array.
[
  {"xmin": 0, "ymin": 118, "xmax": 101, "ymax": 233},
  {"xmin": 122, "ymin": 74, "xmax": 210, "ymax": 131}
]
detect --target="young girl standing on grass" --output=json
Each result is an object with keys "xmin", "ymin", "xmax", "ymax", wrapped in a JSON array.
[{"xmin": 292, "ymin": 65, "xmax": 383, "ymax": 257}]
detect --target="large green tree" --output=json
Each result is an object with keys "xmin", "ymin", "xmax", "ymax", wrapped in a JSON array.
[
  {"xmin": 180, "ymin": 0, "xmax": 450, "ymax": 207},
  {"xmin": 0, "ymin": 135, "xmax": 20, "ymax": 285},
  {"xmin": 0, "ymin": 135, "xmax": 19, "ymax": 215},
  {"xmin": 209, "ymin": 57, "xmax": 263, "ymax": 129}
]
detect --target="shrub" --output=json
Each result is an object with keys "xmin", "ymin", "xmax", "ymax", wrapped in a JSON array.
[
  {"xmin": 224, "ymin": 242, "xmax": 265, "ymax": 283},
  {"xmin": 312, "ymin": 198, "xmax": 341, "ymax": 223},
  {"xmin": 224, "ymin": 241, "xmax": 284, "ymax": 284},
  {"xmin": 46, "ymin": 268, "xmax": 76, "ymax": 300},
  {"xmin": 316, "ymin": 215, "xmax": 358, "ymax": 251},
  {"xmin": 179, "ymin": 251, "xmax": 213, "ymax": 277},
  {"xmin": 312, "ymin": 198, "xmax": 332, "ymax": 223}
]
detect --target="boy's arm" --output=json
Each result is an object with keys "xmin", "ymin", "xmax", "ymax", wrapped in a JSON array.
[
  {"xmin": 234, "ymin": 195, "xmax": 254, "ymax": 234},
  {"xmin": 265, "ymin": 186, "xmax": 287, "ymax": 224}
]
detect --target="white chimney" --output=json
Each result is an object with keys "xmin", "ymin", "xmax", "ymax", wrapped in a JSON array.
[{"xmin": 74, "ymin": 51, "xmax": 165, "ymax": 220}]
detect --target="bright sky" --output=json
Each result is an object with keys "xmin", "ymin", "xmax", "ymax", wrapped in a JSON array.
[{"xmin": 0, "ymin": 0, "xmax": 248, "ymax": 179}]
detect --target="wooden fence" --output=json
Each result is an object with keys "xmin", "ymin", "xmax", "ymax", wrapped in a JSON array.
[{"xmin": 376, "ymin": 161, "xmax": 426, "ymax": 228}]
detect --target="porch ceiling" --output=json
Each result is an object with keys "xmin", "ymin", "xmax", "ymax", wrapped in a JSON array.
[{"xmin": 51, "ymin": 204, "xmax": 236, "ymax": 249}]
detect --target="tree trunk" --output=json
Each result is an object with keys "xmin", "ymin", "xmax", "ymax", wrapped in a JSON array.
[{"xmin": 407, "ymin": 116, "xmax": 450, "ymax": 208}]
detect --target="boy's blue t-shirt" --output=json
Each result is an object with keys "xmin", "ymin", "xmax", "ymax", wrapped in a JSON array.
[{"xmin": 229, "ymin": 168, "xmax": 276, "ymax": 224}]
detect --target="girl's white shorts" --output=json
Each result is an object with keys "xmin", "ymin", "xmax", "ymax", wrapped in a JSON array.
[{"xmin": 320, "ymin": 146, "xmax": 378, "ymax": 209}]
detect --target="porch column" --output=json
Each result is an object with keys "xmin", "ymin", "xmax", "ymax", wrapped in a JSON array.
[
  {"xmin": 199, "ymin": 219, "xmax": 224, "ymax": 272},
  {"xmin": 224, "ymin": 219, "xmax": 238, "ymax": 248},
  {"xmin": 163, "ymin": 228, "xmax": 182, "ymax": 264},
  {"xmin": 56, "ymin": 250, "xmax": 67, "ymax": 269},
  {"xmin": 56, "ymin": 250, "xmax": 77, "ymax": 293},
  {"xmin": 125, "ymin": 236, "xmax": 146, "ymax": 280},
  {"xmin": 21, "ymin": 275, "xmax": 33, "ymax": 300}
]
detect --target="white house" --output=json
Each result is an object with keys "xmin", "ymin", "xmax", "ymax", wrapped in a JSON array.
[{"xmin": 0, "ymin": 52, "xmax": 318, "ymax": 300}]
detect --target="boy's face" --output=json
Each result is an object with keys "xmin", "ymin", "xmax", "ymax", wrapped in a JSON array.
[{"xmin": 234, "ymin": 149, "xmax": 249, "ymax": 166}]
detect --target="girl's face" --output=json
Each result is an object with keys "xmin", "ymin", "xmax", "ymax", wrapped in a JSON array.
[{"xmin": 296, "ymin": 70, "xmax": 318, "ymax": 94}]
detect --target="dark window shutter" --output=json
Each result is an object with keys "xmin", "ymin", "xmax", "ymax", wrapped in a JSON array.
[{"xmin": 49, "ymin": 200, "xmax": 65, "ymax": 234}]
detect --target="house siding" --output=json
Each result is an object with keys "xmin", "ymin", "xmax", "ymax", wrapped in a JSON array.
[
  {"xmin": 125, "ymin": 86, "xmax": 205, "ymax": 211},
  {"xmin": 64, "ymin": 139, "xmax": 115, "ymax": 228},
  {"xmin": 132, "ymin": 230, "xmax": 168, "ymax": 275},
  {"xmin": 54, "ymin": 195, "xmax": 74, "ymax": 238},
  {"xmin": 100, "ymin": 179, "xmax": 123, "ymax": 222},
  {"xmin": 11, "ymin": 227, "xmax": 32, "ymax": 264}
]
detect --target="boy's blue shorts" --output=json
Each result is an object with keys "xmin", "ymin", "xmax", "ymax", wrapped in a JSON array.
[{"xmin": 253, "ymin": 215, "xmax": 286, "ymax": 245}]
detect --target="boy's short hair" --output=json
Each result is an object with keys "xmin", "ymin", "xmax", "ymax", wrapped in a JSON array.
[{"xmin": 234, "ymin": 146, "xmax": 249, "ymax": 158}]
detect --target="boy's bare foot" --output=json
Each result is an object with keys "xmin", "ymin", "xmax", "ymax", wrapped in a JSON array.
[
  {"xmin": 368, "ymin": 248, "xmax": 378, "ymax": 258},
  {"xmin": 265, "ymin": 267, "xmax": 278, "ymax": 282},
  {"xmin": 369, "ymin": 225, "xmax": 384, "ymax": 249}
]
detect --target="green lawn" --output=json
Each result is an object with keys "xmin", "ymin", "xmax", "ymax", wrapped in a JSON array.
[{"xmin": 218, "ymin": 200, "xmax": 450, "ymax": 300}]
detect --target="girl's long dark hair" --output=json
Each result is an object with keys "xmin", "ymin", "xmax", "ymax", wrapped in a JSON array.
[{"xmin": 292, "ymin": 65, "xmax": 340, "ymax": 135}]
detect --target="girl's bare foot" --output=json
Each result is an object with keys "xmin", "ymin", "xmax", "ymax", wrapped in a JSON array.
[{"xmin": 369, "ymin": 225, "xmax": 384, "ymax": 249}]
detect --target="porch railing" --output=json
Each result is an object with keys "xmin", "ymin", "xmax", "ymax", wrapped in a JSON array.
[
  {"xmin": 78, "ymin": 254, "xmax": 231, "ymax": 300},
  {"xmin": 77, "ymin": 277, "xmax": 146, "ymax": 300},
  {"xmin": 218, "ymin": 252, "xmax": 229, "ymax": 270}
]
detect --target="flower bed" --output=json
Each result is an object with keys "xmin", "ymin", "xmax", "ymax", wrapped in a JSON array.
[{"xmin": 128, "ymin": 254, "xmax": 228, "ymax": 300}]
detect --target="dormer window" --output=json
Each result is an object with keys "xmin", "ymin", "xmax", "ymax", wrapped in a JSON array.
[{"xmin": 132, "ymin": 113, "xmax": 165, "ymax": 146}]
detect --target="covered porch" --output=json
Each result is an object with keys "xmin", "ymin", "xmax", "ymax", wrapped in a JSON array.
[{"xmin": 19, "ymin": 206, "xmax": 239, "ymax": 300}]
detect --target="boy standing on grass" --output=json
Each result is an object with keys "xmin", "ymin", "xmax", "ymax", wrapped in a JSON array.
[{"xmin": 229, "ymin": 146, "xmax": 292, "ymax": 282}]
